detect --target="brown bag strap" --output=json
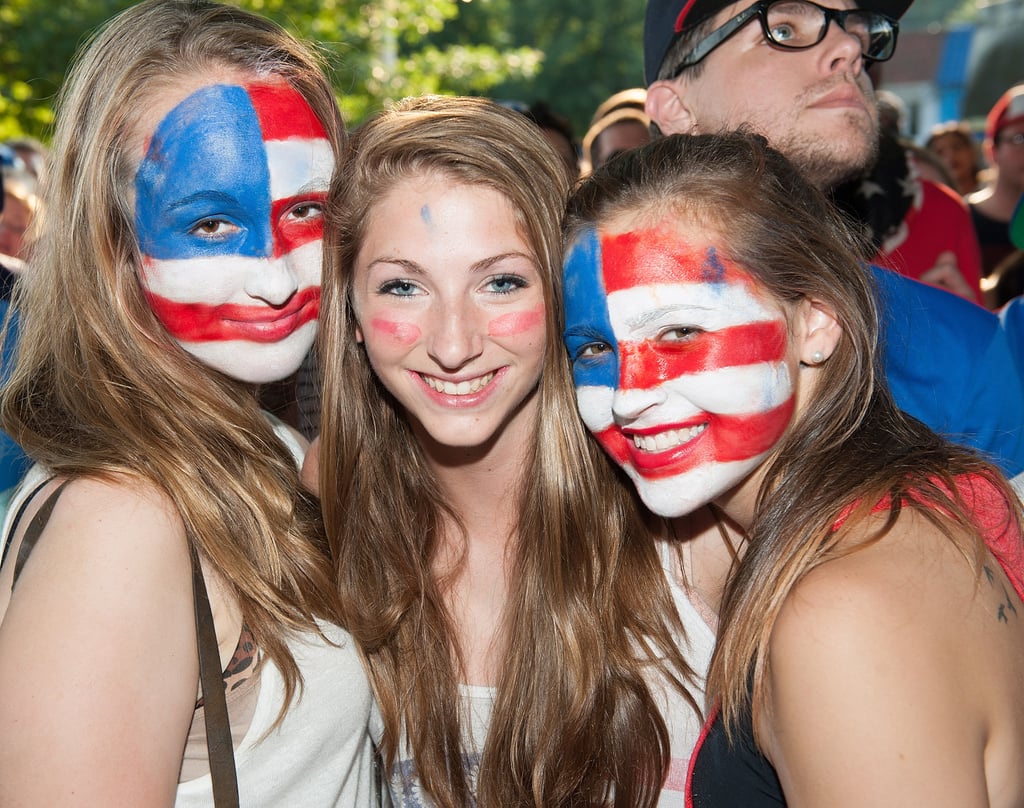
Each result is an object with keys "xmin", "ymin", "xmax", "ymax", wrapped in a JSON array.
[
  {"xmin": 5, "ymin": 478, "xmax": 239, "ymax": 806},
  {"xmin": 189, "ymin": 541, "xmax": 240, "ymax": 807}
]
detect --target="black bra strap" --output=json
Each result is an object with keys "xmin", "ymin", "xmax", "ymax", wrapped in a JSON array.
[
  {"xmin": 2, "ymin": 476, "xmax": 54, "ymax": 574},
  {"xmin": 11, "ymin": 479, "xmax": 71, "ymax": 584}
]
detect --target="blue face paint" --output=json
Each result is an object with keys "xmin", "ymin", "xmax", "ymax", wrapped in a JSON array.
[
  {"xmin": 135, "ymin": 84, "xmax": 274, "ymax": 260},
  {"xmin": 562, "ymin": 226, "xmax": 619, "ymax": 391}
]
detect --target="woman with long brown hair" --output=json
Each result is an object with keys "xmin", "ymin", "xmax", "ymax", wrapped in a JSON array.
[
  {"xmin": 0, "ymin": 1, "xmax": 375, "ymax": 804},
  {"xmin": 308, "ymin": 95, "xmax": 706, "ymax": 806},
  {"xmin": 562, "ymin": 131, "xmax": 1024, "ymax": 806}
]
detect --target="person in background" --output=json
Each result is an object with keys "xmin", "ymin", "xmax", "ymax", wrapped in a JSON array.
[
  {"xmin": 582, "ymin": 103, "xmax": 652, "ymax": 174},
  {"xmin": 563, "ymin": 130, "xmax": 1024, "ymax": 808},
  {"xmin": 926, "ymin": 120, "xmax": 984, "ymax": 196},
  {"xmin": 522, "ymin": 99, "xmax": 580, "ymax": 180},
  {"xmin": 0, "ymin": 162, "xmax": 38, "ymax": 274},
  {"xmin": 308, "ymin": 95, "xmax": 705, "ymax": 807},
  {"xmin": 831, "ymin": 125, "xmax": 984, "ymax": 304},
  {"xmin": 0, "ymin": 1, "xmax": 377, "ymax": 804},
  {"xmin": 969, "ymin": 84, "xmax": 1024, "ymax": 278},
  {"xmin": 4, "ymin": 136, "xmax": 49, "ymax": 182},
  {"xmin": 996, "ymin": 196, "xmax": 1024, "ymax": 369},
  {"xmin": 641, "ymin": 0, "xmax": 1024, "ymax": 482},
  {"xmin": 0, "ymin": 164, "xmax": 31, "ymax": 499}
]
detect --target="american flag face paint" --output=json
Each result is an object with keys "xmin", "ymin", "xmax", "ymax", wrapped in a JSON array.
[
  {"xmin": 562, "ymin": 222, "xmax": 796, "ymax": 518},
  {"xmin": 135, "ymin": 81, "xmax": 333, "ymax": 384}
]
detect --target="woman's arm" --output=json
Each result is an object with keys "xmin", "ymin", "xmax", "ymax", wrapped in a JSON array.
[
  {"xmin": 761, "ymin": 512, "xmax": 999, "ymax": 807},
  {"xmin": 0, "ymin": 477, "xmax": 200, "ymax": 806}
]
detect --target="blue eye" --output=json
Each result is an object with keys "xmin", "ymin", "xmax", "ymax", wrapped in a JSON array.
[
  {"xmin": 486, "ymin": 274, "xmax": 528, "ymax": 295},
  {"xmin": 378, "ymin": 279, "xmax": 421, "ymax": 297}
]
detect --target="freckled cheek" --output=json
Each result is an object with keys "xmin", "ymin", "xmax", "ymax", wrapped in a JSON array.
[
  {"xmin": 487, "ymin": 304, "xmax": 545, "ymax": 338},
  {"xmin": 368, "ymin": 315, "xmax": 421, "ymax": 346}
]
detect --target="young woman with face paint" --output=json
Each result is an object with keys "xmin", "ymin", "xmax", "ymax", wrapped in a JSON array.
[
  {"xmin": 306, "ymin": 95, "xmax": 707, "ymax": 807},
  {"xmin": 562, "ymin": 132, "xmax": 1024, "ymax": 808},
  {"xmin": 0, "ymin": 2, "xmax": 377, "ymax": 804}
]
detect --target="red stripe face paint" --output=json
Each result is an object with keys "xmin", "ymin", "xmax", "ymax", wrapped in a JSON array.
[{"xmin": 566, "ymin": 221, "xmax": 798, "ymax": 518}]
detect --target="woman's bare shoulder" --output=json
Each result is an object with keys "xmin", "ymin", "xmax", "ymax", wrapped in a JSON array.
[{"xmin": 762, "ymin": 507, "xmax": 1024, "ymax": 807}]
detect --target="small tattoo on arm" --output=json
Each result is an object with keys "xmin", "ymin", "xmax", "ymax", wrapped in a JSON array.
[
  {"xmin": 984, "ymin": 565, "xmax": 1019, "ymax": 625},
  {"xmin": 997, "ymin": 585, "xmax": 1019, "ymax": 624}
]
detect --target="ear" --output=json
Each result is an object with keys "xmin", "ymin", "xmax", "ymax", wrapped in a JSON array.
[
  {"xmin": 354, "ymin": 323, "xmax": 364, "ymax": 344},
  {"xmin": 797, "ymin": 297, "xmax": 841, "ymax": 366},
  {"xmin": 646, "ymin": 79, "xmax": 698, "ymax": 136}
]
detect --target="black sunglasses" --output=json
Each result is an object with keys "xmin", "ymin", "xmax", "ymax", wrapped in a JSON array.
[{"xmin": 666, "ymin": 0, "xmax": 899, "ymax": 79}]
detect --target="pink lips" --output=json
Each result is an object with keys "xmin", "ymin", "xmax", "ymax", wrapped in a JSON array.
[{"xmin": 414, "ymin": 367, "xmax": 505, "ymax": 408}]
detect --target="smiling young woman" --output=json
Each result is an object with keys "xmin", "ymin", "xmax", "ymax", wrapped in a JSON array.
[
  {"xmin": 307, "ymin": 95, "xmax": 707, "ymax": 807},
  {"xmin": 562, "ymin": 131, "xmax": 1024, "ymax": 808}
]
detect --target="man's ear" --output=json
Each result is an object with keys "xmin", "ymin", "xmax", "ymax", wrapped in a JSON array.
[
  {"xmin": 646, "ymin": 79, "xmax": 698, "ymax": 136},
  {"xmin": 797, "ymin": 297, "xmax": 842, "ymax": 365}
]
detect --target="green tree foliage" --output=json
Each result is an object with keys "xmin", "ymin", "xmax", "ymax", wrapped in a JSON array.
[
  {"xmin": 0, "ymin": 0, "xmax": 137, "ymax": 140},
  {"xmin": 0, "ymin": 0, "xmax": 541, "ymax": 140},
  {"xmin": 434, "ymin": 0, "xmax": 648, "ymax": 136}
]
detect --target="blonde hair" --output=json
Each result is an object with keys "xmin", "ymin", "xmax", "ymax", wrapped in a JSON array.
[
  {"xmin": 319, "ymin": 95, "xmax": 701, "ymax": 806},
  {"xmin": 1, "ymin": 0, "xmax": 346, "ymax": 707}
]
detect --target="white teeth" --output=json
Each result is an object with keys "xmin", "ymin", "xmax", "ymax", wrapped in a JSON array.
[
  {"xmin": 423, "ymin": 371, "xmax": 495, "ymax": 396},
  {"xmin": 632, "ymin": 423, "xmax": 707, "ymax": 453}
]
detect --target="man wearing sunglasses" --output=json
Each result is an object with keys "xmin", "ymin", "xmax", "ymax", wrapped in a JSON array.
[{"xmin": 641, "ymin": 0, "xmax": 1024, "ymax": 486}]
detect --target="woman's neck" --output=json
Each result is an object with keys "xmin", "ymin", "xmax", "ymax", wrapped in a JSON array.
[{"xmin": 422, "ymin": 399, "xmax": 539, "ymax": 686}]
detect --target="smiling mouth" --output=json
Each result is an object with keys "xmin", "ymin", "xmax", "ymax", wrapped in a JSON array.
[
  {"xmin": 421, "ymin": 371, "xmax": 496, "ymax": 396},
  {"xmin": 631, "ymin": 423, "xmax": 707, "ymax": 453}
]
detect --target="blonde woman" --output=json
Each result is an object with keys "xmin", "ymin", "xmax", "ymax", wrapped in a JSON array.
[{"xmin": 0, "ymin": 1, "xmax": 375, "ymax": 804}]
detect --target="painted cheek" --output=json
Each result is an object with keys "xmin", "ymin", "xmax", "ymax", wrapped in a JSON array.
[
  {"xmin": 272, "ymin": 192, "xmax": 327, "ymax": 257},
  {"xmin": 487, "ymin": 304, "xmax": 545, "ymax": 337},
  {"xmin": 369, "ymin": 316, "xmax": 421, "ymax": 345},
  {"xmin": 618, "ymin": 320, "xmax": 789, "ymax": 389},
  {"xmin": 593, "ymin": 423, "xmax": 634, "ymax": 468},
  {"xmin": 711, "ymin": 401, "xmax": 795, "ymax": 462}
]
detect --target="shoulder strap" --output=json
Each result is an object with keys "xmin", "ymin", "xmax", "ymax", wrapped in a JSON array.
[
  {"xmin": 5, "ymin": 479, "xmax": 240, "ymax": 806},
  {"xmin": 10, "ymin": 479, "xmax": 71, "ymax": 584},
  {"xmin": 2, "ymin": 476, "xmax": 54, "ymax": 575},
  {"xmin": 189, "ymin": 542, "xmax": 240, "ymax": 808}
]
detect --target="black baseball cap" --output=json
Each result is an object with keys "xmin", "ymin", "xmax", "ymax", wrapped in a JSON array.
[{"xmin": 644, "ymin": 0, "xmax": 915, "ymax": 85}]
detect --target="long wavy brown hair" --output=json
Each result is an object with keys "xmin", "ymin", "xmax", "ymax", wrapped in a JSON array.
[
  {"xmin": 564, "ymin": 131, "xmax": 1023, "ymax": 742},
  {"xmin": 318, "ymin": 95, "xmax": 702, "ymax": 807},
  {"xmin": 0, "ymin": 0, "xmax": 346, "ymax": 711}
]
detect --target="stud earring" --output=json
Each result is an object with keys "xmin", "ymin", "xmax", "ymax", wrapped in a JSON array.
[{"xmin": 810, "ymin": 350, "xmax": 825, "ymax": 365}]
